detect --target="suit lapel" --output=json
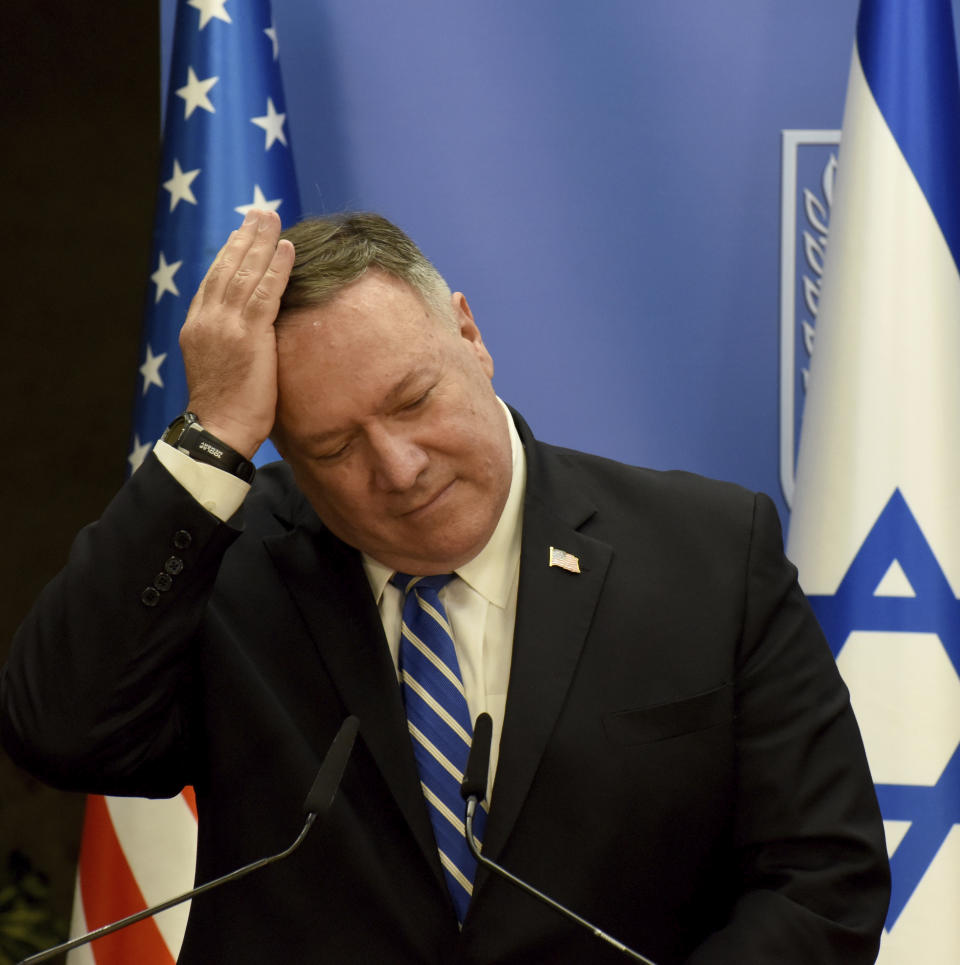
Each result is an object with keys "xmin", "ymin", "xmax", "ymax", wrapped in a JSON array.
[
  {"xmin": 481, "ymin": 419, "xmax": 613, "ymax": 862},
  {"xmin": 262, "ymin": 497, "xmax": 445, "ymax": 887}
]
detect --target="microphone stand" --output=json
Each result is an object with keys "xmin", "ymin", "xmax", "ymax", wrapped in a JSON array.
[
  {"xmin": 19, "ymin": 715, "xmax": 360, "ymax": 965},
  {"xmin": 20, "ymin": 818, "xmax": 318, "ymax": 964}
]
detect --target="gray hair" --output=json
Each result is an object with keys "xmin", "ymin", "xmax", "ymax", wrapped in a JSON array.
[{"xmin": 278, "ymin": 212, "xmax": 453, "ymax": 323}]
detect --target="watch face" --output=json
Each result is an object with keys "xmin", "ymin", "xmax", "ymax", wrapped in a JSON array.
[
  {"xmin": 163, "ymin": 411, "xmax": 198, "ymax": 445},
  {"xmin": 159, "ymin": 411, "xmax": 254, "ymax": 481}
]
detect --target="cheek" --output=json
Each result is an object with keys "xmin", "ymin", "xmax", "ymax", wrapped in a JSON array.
[
  {"xmin": 288, "ymin": 459, "xmax": 374, "ymax": 524},
  {"xmin": 286, "ymin": 461, "xmax": 339, "ymax": 510}
]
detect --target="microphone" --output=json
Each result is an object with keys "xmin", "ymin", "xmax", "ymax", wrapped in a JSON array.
[
  {"xmin": 461, "ymin": 709, "xmax": 492, "ymax": 803},
  {"xmin": 19, "ymin": 715, "xmax": 360, "ymax": 965},
  {"xmin": 460, "ymin": 714, "xmax": 658, "ymax": 965},
  {"xmin": 303, "ymin": 715, "xmax": 360, "ymax": 816}
]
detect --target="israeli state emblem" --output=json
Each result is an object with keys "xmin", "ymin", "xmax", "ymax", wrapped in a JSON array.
[{"xmin": 779, "ymin": 129, "xmax": 840, "ymax": 508}]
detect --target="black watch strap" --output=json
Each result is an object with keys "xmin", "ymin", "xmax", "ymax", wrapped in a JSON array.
[{"xmin": 161, "ymin": 411, "xmax": 256, "ymax": 483}]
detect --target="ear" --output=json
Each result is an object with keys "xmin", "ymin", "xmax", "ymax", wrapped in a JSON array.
[{"xmin": 451, "ymin": 291, "xmax": 494, "ymax": 379}]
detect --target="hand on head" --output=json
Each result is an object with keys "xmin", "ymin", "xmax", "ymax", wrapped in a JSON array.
[
  {"xmin": 178, "ymin": 209, "xmax": 512, "ymax": 573},
  {"xmin": 180, "ymin": 209, "xmax": 295, "ymax": 459}
]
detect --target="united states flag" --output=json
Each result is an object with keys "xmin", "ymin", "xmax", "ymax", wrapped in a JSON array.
[
  {"xmin": 787, "ymin": 0, "xmax": 960, "ymax": 960},
  {"xmin": 548, "ymin": 546, "xmax": 581, "ymax": 574},
  {"xmin": 68, "ymin": 1, "xmax": 300, "ymax": 960}
]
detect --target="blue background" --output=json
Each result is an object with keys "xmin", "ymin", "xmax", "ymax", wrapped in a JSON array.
[{"xmin": 159, "ymin": 0, "xmax": 960, "ymax": 524}]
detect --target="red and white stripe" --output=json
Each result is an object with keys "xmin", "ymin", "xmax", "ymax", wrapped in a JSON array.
[{"xmin": 67, "ymin": 790, "xmax": 198, "ymax": 963}]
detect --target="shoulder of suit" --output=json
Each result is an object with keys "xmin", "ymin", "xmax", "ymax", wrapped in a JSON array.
[
  {"xmin": 249, "ymin": 458, "xmax": 298, "ymax": 497},
  {"xmin": 242, "ymin": 459, "xmax": 315, "ymax": 532},
  {"xmin": 531, "ymin": 438, "xmax": 779, "ymax": 540},
  {"xmin": 540, "ymin": 439, "xmax": 756, "ymax": 502},
  {"xmin": 512, "ymin": 406, "xmax": 768, "ymax": 521}
]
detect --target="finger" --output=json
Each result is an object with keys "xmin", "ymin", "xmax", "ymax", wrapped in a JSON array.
[
  {"xmin": 242, "ymin": 238, "xmax": 295, "ymax": 326},
  {"xmin": 193, "ymin": 211, "xmax": 264, "ymax": 309},
  {"xmin": 219, "ymin": 211, "xmax": 284, "ymax": 310},
  {"xmin": 186, "ymin": 227, "xmax": 239, "ymax": 318}
]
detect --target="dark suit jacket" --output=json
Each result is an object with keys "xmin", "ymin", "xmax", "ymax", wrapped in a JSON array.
[{"xmin": 1, "ymin": 412, "xmax": 889, "ymax": 964}]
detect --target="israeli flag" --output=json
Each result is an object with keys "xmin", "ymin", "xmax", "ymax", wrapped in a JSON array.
[{"xmin": 786, "ymin": 0, "xmax": 960, "ymax": 960}]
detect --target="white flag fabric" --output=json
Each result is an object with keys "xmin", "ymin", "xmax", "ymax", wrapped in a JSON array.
[{"xmin": 786, "ymin": 0, "xmax": 960, "ymax": 960}]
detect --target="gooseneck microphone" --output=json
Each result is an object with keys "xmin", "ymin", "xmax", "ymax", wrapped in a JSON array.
[
  {"xmin": 19, "ymin": 715, "xmax": 360, "ymax": 965},
  {"xmin": 460, "ymin": 713, "xmax": 659, "ymax": 965}
]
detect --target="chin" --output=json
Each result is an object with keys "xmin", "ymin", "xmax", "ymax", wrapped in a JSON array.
[
  {"xmin": 430, "ymin": 538, "xmax": 489, "ymax": 571},
  {"xmin": 389, "ymin": 536, "xmax": 483, "ymax": 574}
]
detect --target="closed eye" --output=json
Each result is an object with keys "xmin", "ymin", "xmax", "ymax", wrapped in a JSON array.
[
  {"xmin": 402, "ymin": 387, "xmax": 433, "ymax": 411},
  {"xmin": 314, "ymin": 438, "xmax": 352, "ymax": 461}
]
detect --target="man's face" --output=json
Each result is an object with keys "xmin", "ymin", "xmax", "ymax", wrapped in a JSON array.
[{"xmin": 273, "ymin": 271, "xmax": 513, "ymax": 575}]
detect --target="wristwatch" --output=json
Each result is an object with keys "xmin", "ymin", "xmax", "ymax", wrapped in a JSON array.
[{"xmin": 161, "ymin": 411, "xmax": 256, "ymax": 482}]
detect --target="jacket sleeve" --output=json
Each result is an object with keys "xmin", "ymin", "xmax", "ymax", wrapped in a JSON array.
[
  {"xmin": 0, "ymin": 453, "xmax": 242, "ymax": 798},
  {"xmin": 685, "ymin": 492, "xmax": 890, "ymax": 964}
]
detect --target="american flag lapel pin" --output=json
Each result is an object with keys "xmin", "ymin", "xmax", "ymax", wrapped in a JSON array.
[{"xmin": 548, "ymin": 546, "xmax": 581, "ymax": 574}]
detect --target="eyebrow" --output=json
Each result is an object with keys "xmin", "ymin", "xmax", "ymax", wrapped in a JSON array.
[
  {"xmin": 382, "ymin": 370, "xmax": 425, "ymax": 407},
  {"xmin": 304, "ymin": 369, "xmax": 432, "ymax": 445}
]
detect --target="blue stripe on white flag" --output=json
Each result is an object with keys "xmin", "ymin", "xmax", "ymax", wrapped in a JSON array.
[{"xmin": 856, "ymin": 0, "xmax": 960, "ymax": 270}]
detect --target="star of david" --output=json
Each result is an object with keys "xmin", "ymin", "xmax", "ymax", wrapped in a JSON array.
[{"xmin": 807, "ymin": 489, "xmax": 960, "ymax": 929}]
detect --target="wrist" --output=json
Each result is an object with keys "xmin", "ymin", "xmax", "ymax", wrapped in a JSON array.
[
  {"xmin": 162, "ymin": 411, "xmax": 256, "ymax": 482},
  {"xmin": 185, "ymin": 406, "xmax": 269, "ymax": 460}
]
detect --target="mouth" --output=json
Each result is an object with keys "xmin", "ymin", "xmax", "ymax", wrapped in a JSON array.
[{"xmin": 398, "ymin": 480, "xmax": 455, "ymax": 518}]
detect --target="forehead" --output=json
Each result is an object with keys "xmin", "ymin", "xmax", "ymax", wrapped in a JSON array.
[
  {"xmin": 275, "ymin": 274, "xmax": 451, "ymax": 424},
  {"xmin": 279, "ymin": 272, "xmax": 443, "ymax": 349}
]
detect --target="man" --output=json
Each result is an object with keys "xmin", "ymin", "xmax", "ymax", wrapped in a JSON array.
[{"xmin": 2, "ymin": 210, "xmax": 889, "ymax": 963}]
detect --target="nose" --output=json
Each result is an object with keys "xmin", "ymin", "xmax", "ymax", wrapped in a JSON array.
[{"xmin": 368, "ymin": 425, "xmax": 428, "ymax": 492}]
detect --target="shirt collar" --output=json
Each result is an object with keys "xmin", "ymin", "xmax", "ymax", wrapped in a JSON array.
[{"xmin": 363, "ymin": 398, "xmax": 525, "ymax": 608}]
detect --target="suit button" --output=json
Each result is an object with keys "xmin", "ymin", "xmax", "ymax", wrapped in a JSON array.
[
  {"xmin": 173, "ymin": 529, "xmax": 192, "ymax": 549},
  {"xmin": 164, "ymin": 556, "xmax": 184, "ymax": 575},
  {"xmin": 141, "ymin": 586, "xmax": 161, "ymax": 607},
  {"xmin": 154, "ymin": 572, "xmax": 174, "ymax": 592}
]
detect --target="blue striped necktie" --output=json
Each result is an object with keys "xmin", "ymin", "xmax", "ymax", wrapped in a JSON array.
[{"xmin": 391, "ymin": 572, "xmax": 487, "ymax": 922}]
